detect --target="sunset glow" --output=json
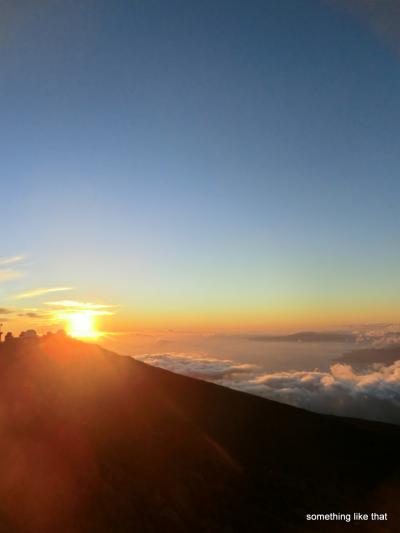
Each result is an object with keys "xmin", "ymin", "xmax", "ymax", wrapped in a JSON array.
[
  {"xmin": 1, "ymin": 0, "xmax": 399, "ymax": 352},
  {"xmin": 65, "ymin": 312, "xmax": 101, "ymax": 339}
]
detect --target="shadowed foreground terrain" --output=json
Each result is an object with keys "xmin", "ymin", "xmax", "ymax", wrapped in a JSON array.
[{"xmin": 0, "ymin": 335, "xmax": 399, "ymax": 532}]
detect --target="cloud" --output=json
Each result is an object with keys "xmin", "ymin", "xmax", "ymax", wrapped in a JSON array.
[
  {"xmin": 18, "ymin": 311, "xmax": 48, "ymax": 319},
  {"xmin": 0, "ymin": 270, "xmax": 23, "ymax": 283},
  {"xmin": 137, "ymin": 353, "xmax": 400, "ymax": 424},
  {"xmin": 44, "ymin": 300, "xmax": 116, "ymax": 318},
  {"xmin": 45, "ymin": 300, "xmax": 113, "ymax": 309},
  {"xmin": 0, "ymin": 308, "xmax": 13, "ymax": 314},
  {"xmin": 0, "ymin": 256, "xmax": 25, "ymax": 283},
  {"xmin": 136, "ymin": 353, "xmax": 256, "ymax": 380},
  {"xmin": 243, "ymin": 363, "xmax": 400, "ymax": 422},
  {"xmin": 352, "ymin": 323, "xmax": 400, "ymax": 347},
  {"xmin": 0, "ymin": 255, "xmax": 25, "ymax": 266},
  {"xmin": 14, "ymin": 287, "xmax": 73, "ymax": 300}
]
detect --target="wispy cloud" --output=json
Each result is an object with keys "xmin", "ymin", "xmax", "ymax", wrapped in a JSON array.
[
  {"xmin": 45, "ymin": 300, "xmax": 116, "ymax": 318},
  {"xmin": 45, "ymin": 300, "xmax": 116, "ymax": 316},
  {"xmin": 14, "ymin": 287, "xmax": 73, "ymax": 300},
  {"xmin": 0, "ymin": 255, "xmax": 25, "ymax": 266},
  {"xmin": 45, "ymin": 300, "xmax": 113, "ymax": 309},
  {"xmin": 0, "ymin": 270, "xmax": 23, "ymax": 283}
]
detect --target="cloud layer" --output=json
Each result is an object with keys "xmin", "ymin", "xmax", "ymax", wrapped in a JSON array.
[{"xmin": 136, "ymin": 353, "xmax": 400, "ymax": 424}]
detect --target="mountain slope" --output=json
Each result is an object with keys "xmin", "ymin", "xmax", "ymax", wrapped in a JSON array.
[{"xmin": 0, "ymin": 335, "xmax": 399, "ymax": 532}]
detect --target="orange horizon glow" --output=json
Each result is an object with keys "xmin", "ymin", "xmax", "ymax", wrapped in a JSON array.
[{"xmin": 7, "ymin": 294, "xmax": 400, "ymax": 339}]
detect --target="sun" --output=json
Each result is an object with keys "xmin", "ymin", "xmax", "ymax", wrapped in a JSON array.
[{"xmin": 65, "ymin": 312, "xmax": 101, "ymax": 339}]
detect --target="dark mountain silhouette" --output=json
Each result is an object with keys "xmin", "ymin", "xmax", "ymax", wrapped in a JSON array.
[
  {"xmin": 249, "ymin": 331, "xmax": 356, "ymax": 343},
  {"xmin": 0, "ymin": 334, "xmax": 399, "ymax": 532},
  {"xmin": 335, "ymin": 345, "xmax": 400, "ymax": 366}
]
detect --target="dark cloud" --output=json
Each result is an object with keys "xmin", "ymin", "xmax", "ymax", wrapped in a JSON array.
[
  {"xmin": 137, "ymin": 353, "xmax": 400, "ymax": 425},
  {"xmin": 0, "ymin": 308, "xmax": 13, "ymax": 314},
  {"xmin": 17, "ymin": 311, "xmax": 47, "ymax": 319}
]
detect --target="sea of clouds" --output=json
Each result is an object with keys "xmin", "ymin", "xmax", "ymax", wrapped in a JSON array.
[{"xmin": 135, "ymin": 352, "xmax": 400, "ymax": 424}]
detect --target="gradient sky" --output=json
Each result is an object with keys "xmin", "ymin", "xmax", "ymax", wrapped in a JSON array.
[{"xmin": 1, "ymin": 0, "xmax": 400, "ymax": 335}]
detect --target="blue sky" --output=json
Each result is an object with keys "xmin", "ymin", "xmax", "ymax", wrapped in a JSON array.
[{"xmin": 1, "ymin": 0, "xmax": 400, "ymax": 333}]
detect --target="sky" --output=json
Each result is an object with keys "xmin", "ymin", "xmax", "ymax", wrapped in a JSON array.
[{"xmin": 1, "ymin": 0, "xmax": 400, "ymax": 338}]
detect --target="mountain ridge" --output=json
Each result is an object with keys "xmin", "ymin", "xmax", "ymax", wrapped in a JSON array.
[{"xmin": 0, "ymin": 334, "xmax": 398, "ymax": 532}]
